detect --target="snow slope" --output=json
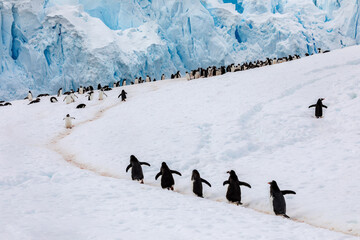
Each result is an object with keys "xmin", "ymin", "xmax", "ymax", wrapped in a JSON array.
[
  {"xmin": 1, "ymin": 45, "xmax": 360, "ymax": 239},
  {"xmin": 1, "ymin": 0, "xmax": 360, "ymax": 100}
]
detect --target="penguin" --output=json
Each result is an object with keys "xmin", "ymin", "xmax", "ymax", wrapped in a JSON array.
[
  {"xmin": 309, "ymin": 98, "xmax": 327, "ymax": 118},
  {"xmin": 50, "ymin": 97, "xmax": 58, "ymax": 103},
  {"xmin": 76, "ymin": 103, "xmax": 86, "ymax": 109},
  {"xmin": 37, "ymin": 93, "xmax": 49, "ymax": 97},
  {"xmin": 25, "ymin": 91, "xmax": 33, "ymax": 101},
  {"xmin": 63, "ymin": 95, "xmax": 75, "ymax": 104},
  {"xmin": 79, "ymin": 86, "xmax": 84, "ymax": 94},
  {"xmin": 134, "ymin": 77, "xmax": 139, "ymax": 84},
  {"xmin": 122, "ymin": 79, "xmax": 127, "ymax": 86},
  {"xmin": 98, "ymin": 89, "xmax": 108, "ymax": 100},
  {"xmin": 57, "ymin": 88, "xmax": 63, "ymax": 97},
  {"xmin": 87, "ymin": 91, "xmax": 94, "ymax": 101},
  {"xmin": 70, "ymin": 91, "xmax": 78, "ymax": 100},
  {"xmin": 28, "ymin": 98, "xmax": 40, "ymax": 105},
  {"xmin": 161, "ymin": 74, "xmax": 165, "ymax": 80},
  {"xmin": 0, "ymin": 101, "xmax": 4, "ymax": 103},
  {"xmin": 175, "ymin": 71, "xmax": 181, "ymax": 78},
  {"xmin": 2, "ymin": 102, "xmax": 12, "ymax": 106},
  {"xmin": 268, "ymin": 180, "xmax": 296, "ymax": 218},
  {"xmin": 118, "ymin": 90, "xmax": 127, "ymax": 102},
  {"xmin": 223, "ymin": 170, "xmax": 251, "ymax": 205},
  {"xmin": 191, "ymin": 169, "xmax": 211, "ymax": 198},
  {"xmin": 185, "ymin": 72, "xmax": 191, "ymax": 81},
  {"xmin": 153, "ymin": 78, "xmax": 156, "ymax": 82},
  {"xmin": 146, "ymin": 75, "xmax": 150, "ymax": 82},
  {"xmin": 155, "ymin": 162, "xmax": 182, "ymax": 190},
  {"xmin": 126, "ymin": 155, "xmax": 151, "ymax": 184},
  {"xmin": 63, "ymin": 114, "xmax": 75, "ymax": 129},
  {"xmin": 89, "ymin": 86, "xmax": 94, "ymax": 91}
]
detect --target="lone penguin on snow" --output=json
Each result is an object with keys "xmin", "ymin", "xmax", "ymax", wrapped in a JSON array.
[
  {"xmin": 223, "ymin": 170, "xmax": 251, "ymax": 205},
  {"xmin": 309, "ymin": 98, "xmax": 327, "ymax": 118},
  {"xmin": 118, "ymin": 90, "xmax": 127, "ymax": 102},
  {"xmin": 126, "ymin": 155, "xmax": 151, "ymax": 184},
  {"xmin": 25, "ymin": 91, "xmax": 33, "ymax": 101},
  {"xmin": 268, "ymin": 180, "xmax": 296, "ymax": 218},
  {"xmin": 155, "ymin": 162, "xmax": 182, "ymax": 190},
  {"xmin": 63, "ymin": 114, "xmax": 75, "ymax": 129},
  {"xmin": 191, "ymin": 169, "xmax": 211, "ymax": 198}
]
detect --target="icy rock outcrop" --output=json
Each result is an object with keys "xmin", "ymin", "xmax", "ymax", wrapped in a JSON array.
[{"xmin": 0, "ymin": 0, "xmax": 360, "ymax": 100}]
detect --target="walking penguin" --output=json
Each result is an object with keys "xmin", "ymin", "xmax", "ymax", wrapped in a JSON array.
[
  {"xmin": 126, "ymin": 155, "xmax": 151, "ymax": 184},
  {"xmin": 155, "ymin": 162, "xmax": 182, "ymax": 190},
  {"xmin": 309, "ymin": 98, "xmax": 327, "ymax": 118},
  {"xmin": 191, "ymin": 169, "xmax": 211, "ymax": 198},
  {"xmin": 268, "ymin": 180, "xmax": 296, "ymax": 218},
  {"xmin": 118, "ymin": 90, "xmax": 127, "ymax": 102},
  {"xmin": 63, "ymin": 114, "xmax": 75, "ymax": 129},
  {"xmin": 223, "ymin": 170, "xmax": 251, "ymax": 205}
]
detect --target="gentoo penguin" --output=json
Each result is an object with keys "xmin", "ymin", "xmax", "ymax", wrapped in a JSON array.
[
  {"xmin": 87, "ymin": 91, "xmax": 94, "ymax": 101},
  {"xmin": 309, "ymin": 98, "xmax": 327, "ymax": 118},
  {"xmin": 63, "ymin": 114, "xmax": 75, "ymax": 129},
  {"xmin": 63, "ymin": 95, "xmax": 75, "ymax": 104},
  {"xmin": 98, "ymin": 89, "xmax": 108, "ymax": 100},
  {"xmin": 37, "ymin": 93, "xmax": 49, "ymax": 97},
  {"xmin": 50, "ymin": 97, "xmax": 58, "ymax": 103},
  {"xmin": 118, "ymin": 90, "xmax": 127, "ymax": 102},
  {"xmin": 223, "ymin": 170, "xmax": 251, "ymax": 205},
  {"xmin": 57, "ymin": 88, "xmax": 63, "ymax": 97},
  {"xmin": 268, "ymin": 180, "xmax": 296, "ymax": 218},
  {"xmin": 155, "ymin": 162, "xmax": 182, "ymax": 190},
  {"xmin": 79, "ymin": 86, "xmax": 84, "ymax": 94},
  {"xmin": 161, "ymin": 74, "xmax": 165, "ymax": 80},
  {"xmin": 191, "ymin": 169, "xmax": 211, "ymax": 198},
  {"xmin": 76, "ymin": 103, "xmax": 86, "ymax": 109},
  {"xmin": 146, "ymin": 75, "xmax": 150, "ymax": 82},
  {"xmin": 134, "ymin": 77, "xmax": 139, "ymax": 84},
  {"xmin": 185, "ymin": 72, "xmax": 191, "ymax": 81},
  {"xmin": 28, "ymin": 98, "xmax": 40, "ymax": 105},
  {"xmin": 122, "ymin": 79, "xmax": 127, "ymax": 86},
  {"xmin": 126, "ymin": 155, "xmax": 151, "ymax": 184},
  {"xmin": 25, "ymin": 91, "xmax": 33, "ymax": 101}
]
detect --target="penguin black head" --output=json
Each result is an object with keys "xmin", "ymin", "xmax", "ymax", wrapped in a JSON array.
[
  {"xmin": 66, "ymin": 114, "xmax": 70, "ymax": 117},
  {"xmin": 191, "ymin": 169, "xmax": 200, "ymax": 180},
  {"xmin": 130, "ymin": 155, "xmax": 138, "ymax": 163},
  {"xmin": 268, "ymin": 180, "xmax": 280, "ymax": 191},
  {"xmin": 317, "ymin": 98, "xmax": 325, "ymax": 103}
]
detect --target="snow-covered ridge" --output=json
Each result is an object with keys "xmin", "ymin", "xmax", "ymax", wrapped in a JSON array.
[
  {"xmin": 1, "ymin": 45, "xmax": 360, "ymax": 239},
  {"xmin": 0, "ymin": 0, "xmax": 360, "ymax": 100}
]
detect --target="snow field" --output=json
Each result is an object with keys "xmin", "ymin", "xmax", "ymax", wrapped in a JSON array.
[{"xmin": 1, "ymin": 46, "xmax": 360, "ymax": 239}]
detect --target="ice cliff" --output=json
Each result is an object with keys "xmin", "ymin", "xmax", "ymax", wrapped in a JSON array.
[{"xmin": 0, "ymin": 0, "xmax": 359, "ymax": 100}]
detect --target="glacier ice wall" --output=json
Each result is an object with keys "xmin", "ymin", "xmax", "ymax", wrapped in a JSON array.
[{"xmin": 0, "ymin": 0, "xmax": 359, "ymax": 100}]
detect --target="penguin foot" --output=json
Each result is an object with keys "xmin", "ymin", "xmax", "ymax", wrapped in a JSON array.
[
  {"xmin": 170, "ymin": 186, "xmax": 174, "ymax": 191},
  {"xmin": 140, "ymin": 180, "xmax": 144, "ymax": 184},
  {"xmin": 236, "ymin": 201, "xmax": 242, "ymax": 206}
]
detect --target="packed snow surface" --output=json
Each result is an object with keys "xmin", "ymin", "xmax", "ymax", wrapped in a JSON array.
[
  {"xmin": 1, "ymin": 0, "xmax": 360, "ymax": 100},
  {"xmin": 1, "ymin": 45, "xmax": 360, "ymax": 239}
]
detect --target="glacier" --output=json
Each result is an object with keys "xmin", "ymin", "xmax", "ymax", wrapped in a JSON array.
[{"xmin": 0, "ymin": 0, "xmax": 359, "ymax": 100}]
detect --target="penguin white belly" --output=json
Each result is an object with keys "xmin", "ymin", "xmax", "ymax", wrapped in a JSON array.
[
  {"xmin": 79, "ymin": 88, "xmax": 83, "ymax": 94},
  {"xmin": 65, "ymin": 96, "xmax": 72, "ymax": 104},
  {"xmin": 99, "ymin": 92, "xmax": 104, "ymax": 100},
  {"xmin": 65, "ymin": 118, "xmax": 72, "ymax": 128}
]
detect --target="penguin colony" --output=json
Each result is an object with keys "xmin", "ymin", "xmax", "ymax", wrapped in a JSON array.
[{"xmin": 0, "ymin": 50, "xmax": 334, "ymax": 219}]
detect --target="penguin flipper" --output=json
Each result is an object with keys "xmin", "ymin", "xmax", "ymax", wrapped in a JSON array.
[
  {"xmin": 126, "ymin": 164, "xmax": 132, "ymax": 172},
  {"xmin": 239, "ymin": 181, "xmax": 251, "ymax": 188},
  {"xmin": 155, "ymin": 172, "xmax": 162, "ymax": 180},
  {"xmin": 308, "ymin": 104, "xmax": 316, "ymax": 108},
  {"xmin": 283, "ymin": 214, "xmax": 290, "ymax": 219},
  {"xmin": 223, "ymin": 180, "xmax": 229, "ymax": 186},
  {"xmin": 171, "ymin": 170, "xmax": 182, "ymax": 176},
  {"xmin": 322, "ymin": 105, "xmax": 328, "ymax": 108},
  {"xmin": 201, "ymin": 178, "xmax": 211, "ymax": 187},
  {"xmin": 140, "ymin": 162, "xmax": 151, "ymax": 167},
  {"xmin": 281, "ymin": 190, "xmax": 296, "ymax": 195}
]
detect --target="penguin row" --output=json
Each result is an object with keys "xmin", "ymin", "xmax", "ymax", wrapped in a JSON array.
[
  {"xmin": 126, "ymin": 155, "xmax": 296, "ymax": 218},
  {"xmin": 23, "ymin": 88, "xmax": 128, "ymax": 108}
]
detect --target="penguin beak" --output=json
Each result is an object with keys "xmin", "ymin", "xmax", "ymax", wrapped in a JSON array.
[
  {"xmin": 227, "ymin": 171, "xmax": 230, "ymax": 174},
  {"xmin": 268, "ymin": 182, "xmax": 271, "ymax": 184}
]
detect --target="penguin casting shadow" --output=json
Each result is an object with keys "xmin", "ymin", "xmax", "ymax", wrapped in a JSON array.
[
  {"xmin": 126, "ymin": 155, "xmax": 150, "ymax": 184},
  {"xmin": 268, "ymin": 180, "xmax": 296, "ymax": 218},
  {"xmin": 191, "ymin": 169, "xmax": 211, "ymax": 198},
  {"xmin": 155, "ymin": 162, "xmax": 182, "ymax": 190},
  {"xmin": 309, "ymin": 98, "xmax": 327, "ymax": 118},
  {"xmin": 223, "ymin": 170, "xmax": 251, "ymax": 205}
]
